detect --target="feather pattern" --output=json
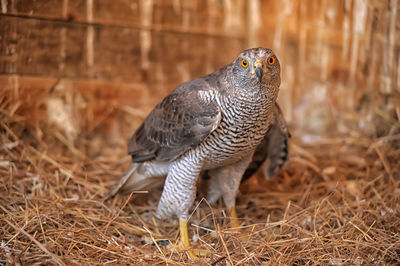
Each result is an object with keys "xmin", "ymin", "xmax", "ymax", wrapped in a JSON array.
[
  {"xmin": 108, "ymin": 47, "xmax": 284, "ymax": 225},
  {"xmin": 128, "ymin": 82, "xmax": 221, "ymax": 162},
  {"xmin": 201, "ymin": 102, "xmax": 290, "ymax": 183},
  {"xmin": 241, "ymin": 103, "xmax": 290, "ymax": 181}
]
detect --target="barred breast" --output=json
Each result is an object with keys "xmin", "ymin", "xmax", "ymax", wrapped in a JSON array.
[{"xmin": 192, "ymin": 89, "xmax": 274, "ymax": 170}]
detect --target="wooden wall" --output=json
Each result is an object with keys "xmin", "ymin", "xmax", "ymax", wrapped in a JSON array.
[
  {"xmin": 1, "ymin": 0, "xmax": 399, "ymax": 141},
  {"xmin": 1, "ymin": 1, "xmax": 248, "ymax": 85}
]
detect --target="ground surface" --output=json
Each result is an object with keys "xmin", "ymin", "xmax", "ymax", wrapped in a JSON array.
[{"xmin": 1, "ymin": 101, "xmax": 399, "ymax": 265}]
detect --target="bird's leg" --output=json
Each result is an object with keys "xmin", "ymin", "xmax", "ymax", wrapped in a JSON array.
[
  {"xmin": 170, "ymin": 219, "xmax": 210, "ymax": 259},
  {"xmin": 207, "ymin": 155, "xmax": 253, "ymax": 229},
  {"xmin": 228, "ymin": 206, "xmax": 241, "ymax": 229},
  {"xmin": 157, "ymin": 156, "xmax": 209, "ymax": 258},
  {"xmin": 179, "ymin": 219, "xmax": 191, "ymax": 248}
]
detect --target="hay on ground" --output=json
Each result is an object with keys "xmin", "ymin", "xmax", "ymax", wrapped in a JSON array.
[{"xmin": 0, "ymin": 94, "xmax": 399, "ymax": 265}]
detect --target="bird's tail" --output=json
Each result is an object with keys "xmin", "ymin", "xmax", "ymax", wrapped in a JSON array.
[{"xmin": 105, "ymin": 162, "xmax": 167, "ymax": 200}]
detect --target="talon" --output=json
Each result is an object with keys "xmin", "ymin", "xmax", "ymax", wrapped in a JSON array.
[
  {"xmin": 227, "ymin": 207, "xmax": 252, "ymax": 240},
  {"xmin": 169, "ymin": 219, "xmax": 209, "ymax": 259}
]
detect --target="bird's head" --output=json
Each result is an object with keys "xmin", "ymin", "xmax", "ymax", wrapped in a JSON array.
[{"xmin": 231, "ymin": 47, "xmax": 281, "ymax": 95}]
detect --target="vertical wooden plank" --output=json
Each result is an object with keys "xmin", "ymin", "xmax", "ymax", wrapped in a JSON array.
[
  {"xmin": 0, "ymin": 15, "xmax": 246, "ymax": 84},
  {"xmin": 91, "ymin": 24, "xmax": 142, "ymax": 82},
  {"xmin": 1, "ymin": 0, "xmax": 244, "ymax": 37},
  {"xmin": 2, "ymin": 0, "xmax": 86, "ymax": 21},
  {"xmin": 0, "ymin": 16, "xmax": 86, "ymax": 78},
  {"xmin": 92, "ymin": 0, "xmax": 141, "ymax": 26}
]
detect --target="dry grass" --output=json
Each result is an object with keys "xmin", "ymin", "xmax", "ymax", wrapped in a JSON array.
[{"xmin": 1, "ymin": 94, "xmax": 399, "ymax": 265}]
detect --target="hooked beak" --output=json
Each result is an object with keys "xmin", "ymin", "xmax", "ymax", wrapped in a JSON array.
[{"xmin": 255, "ymin": 61, "xmax": 263, "ymax": 82}]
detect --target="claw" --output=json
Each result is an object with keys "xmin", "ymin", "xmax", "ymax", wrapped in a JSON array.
[{"xmin": 169, "ymin": 219, "xmax": 209, "ymax": 259}]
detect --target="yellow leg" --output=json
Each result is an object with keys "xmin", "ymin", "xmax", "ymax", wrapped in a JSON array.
[
  {"xmin": 179, "ymin": 219, "xmax": 192, "ymax": 250},
  {"xmin": 228, "ymin": 207, "xmax": 251, "ymax": 240},
  {"xmin": 228, "ymin": 206, "xmax": 241, "ymax": 228},
  {"xmin": 172, "ymin": 219, "xmax": 209, "ymax": 259}
]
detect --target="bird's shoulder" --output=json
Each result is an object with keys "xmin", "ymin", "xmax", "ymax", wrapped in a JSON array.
[
  {"xmin": 127, "ymin": 72, "xmax": 225, "ymax": 162},
  {"xmin": 173, "ymin": 66, "xmax": 230, "ymax": 95}
]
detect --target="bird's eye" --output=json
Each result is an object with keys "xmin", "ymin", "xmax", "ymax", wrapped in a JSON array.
[
  {"xmin": 241, "ymin": 59, "xmax": 249, "ymax": 68},
  {"xmin": 267, "ymin": 56, "xmax": 275, "ymax": 65}
]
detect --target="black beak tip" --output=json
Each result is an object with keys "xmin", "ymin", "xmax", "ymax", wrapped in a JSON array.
[{"xmin": 255, "ymin": 67, "xmax": 263, "ymax": 82}]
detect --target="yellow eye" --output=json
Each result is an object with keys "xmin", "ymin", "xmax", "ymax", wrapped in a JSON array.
[
  {"xmin": 267, "ymin": 56, "xmax": 275, "ymax": 65},
  {"xmin": 241, "ymin": 59, "xmax": 249, "ymax": 68}
]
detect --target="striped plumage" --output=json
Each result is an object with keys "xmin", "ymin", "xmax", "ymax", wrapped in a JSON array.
[
  {"xmin": 242, "ymin": 103, "xmax": 290, "ymax": 181},
  {"xmin": 107, "ymin": 48, "xmax": 286, "ymax": 255},
  {"xmin": 202, "ymin": 102, "xmax": 290, "ymax": 183}
]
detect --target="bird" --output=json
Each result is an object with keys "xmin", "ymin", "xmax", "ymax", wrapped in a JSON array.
[
  {"xmin": 201, "ymin": 103, "xmax": 289, "ymax": 184},
  {"xmin": 241, "ymin": 103, "xmax": 290, "ymax": 182},
  {"xmin": 107, "ymin": 47, "xmax": 286, "ymax": 258}
]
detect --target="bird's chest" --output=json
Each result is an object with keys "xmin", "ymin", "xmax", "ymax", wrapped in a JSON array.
[
  {"xmin": 199, "ymin": 94, "xmax": 273, "ymax": 168},
  {"xmin": 221, "ymin": 97, "xmax": 272, "ymax": 143}
]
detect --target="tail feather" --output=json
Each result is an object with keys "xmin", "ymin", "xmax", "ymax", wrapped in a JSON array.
[
  {"xmin": 105, "ymin": 163, "xmax": 138, "ymax": 200},
  {"xmin": 106, "ymin": 162, "xmax": 168, "ymax": 200}
]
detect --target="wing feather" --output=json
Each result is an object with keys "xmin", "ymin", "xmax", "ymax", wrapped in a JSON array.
[{"xmin": 128, "ymin": 84, "xmax": 221, "ymax": 162}]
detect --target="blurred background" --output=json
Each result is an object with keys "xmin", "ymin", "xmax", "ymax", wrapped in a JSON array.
[
  {"xmin": 1, "ymin": 0, "xmax": 398, "ymax": 145},
  {"xmin": 1, "ymin": 1, "xmax": 399, "ymax": 264}
]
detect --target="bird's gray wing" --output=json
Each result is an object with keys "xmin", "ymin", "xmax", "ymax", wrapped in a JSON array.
[
  {"xmin": 128, "ymin": 87, "xmax": 221, "ymax": 162},
  {"xmin": 241, "ymin": 103, "xmax": 290, "ymax": 182}
]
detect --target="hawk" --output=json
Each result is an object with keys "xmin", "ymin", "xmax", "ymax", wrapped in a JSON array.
[{"xmin": 107, "ymin": 47, "xmax": 288, "ymax": 258}]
